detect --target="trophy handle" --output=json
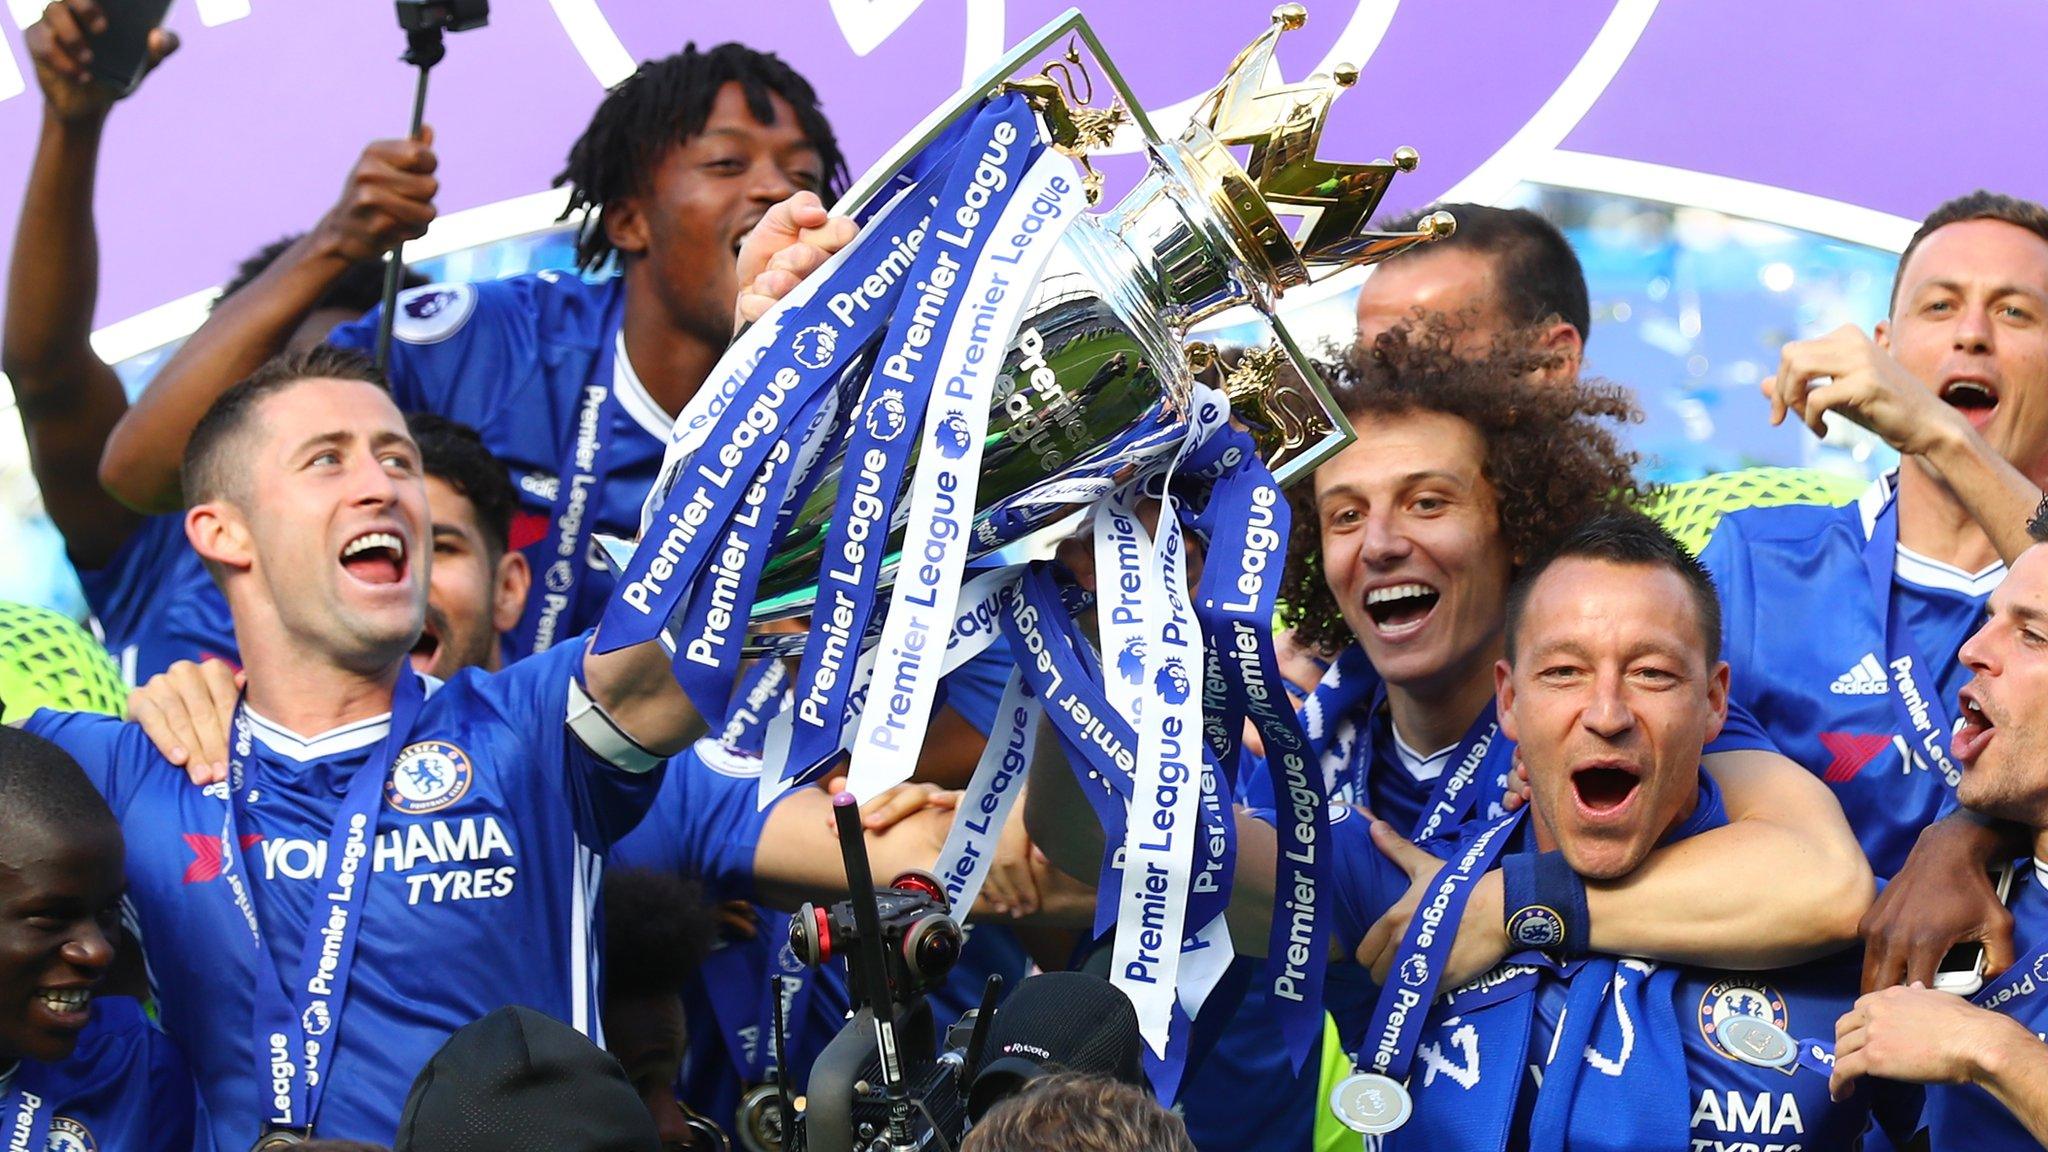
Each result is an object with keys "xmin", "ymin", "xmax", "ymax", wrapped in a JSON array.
[{"xmin": 998, "ymin": 40, "xmax": 1131, "ymax": 206}]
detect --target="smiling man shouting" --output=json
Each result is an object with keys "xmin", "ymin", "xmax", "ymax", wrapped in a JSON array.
[
  {"xmin": 0, "ymin": 726, "xmax": 194, "ymax": 1152},
  {"xmin": 20, "ymin": 347, "xmax": 715, "ymax": 1150},
  {"xmin": 1337, "ymin": 512, "xmax": 1901, "ymax": 1150},
  {"xmin": 1701, "ymin": 193, "xmax": 2048, "ymax": 885}
]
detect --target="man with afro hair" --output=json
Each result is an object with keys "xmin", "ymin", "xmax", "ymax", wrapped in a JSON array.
[{"xmin": 102, "ymin": 42, "xmax": 853, "ymax": 661}]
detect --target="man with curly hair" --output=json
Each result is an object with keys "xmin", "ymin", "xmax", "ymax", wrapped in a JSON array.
[{"xmin": 1027, "ymin": 334, "xmax": 1874, "ymax": 1148}]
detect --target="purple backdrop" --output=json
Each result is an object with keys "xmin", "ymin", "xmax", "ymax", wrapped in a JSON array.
[{"xmin": 1, "ymin": 0, "xmax": 2042, "ymax": 330}]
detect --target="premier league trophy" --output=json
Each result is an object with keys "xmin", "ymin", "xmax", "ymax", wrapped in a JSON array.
[
  {"xmin": 606, "ymin": 3, "xmax": 1450, "ymax": 659},
  {"xmin": 595, "ymin": 3, "xmax": 1450, "ymax": 1116}
]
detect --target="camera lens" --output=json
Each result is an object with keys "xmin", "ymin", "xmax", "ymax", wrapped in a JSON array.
[
  {"xmin": 901, "ymin": 913, "xmax": 963, "ymax": 982},
  {"xmin": 789, "ymin": 904, "xmax": 832, "ymax": 966}
]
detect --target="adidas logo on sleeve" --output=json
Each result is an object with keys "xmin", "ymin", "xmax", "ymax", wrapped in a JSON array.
[{"xmin": 1829, "ymin": 653, "xmax": 1890, "ymax": 696}]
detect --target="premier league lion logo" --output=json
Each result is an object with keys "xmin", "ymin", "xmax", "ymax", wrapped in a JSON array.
[
  {"xmin": 386, "ymin": 740, "xmax": 475, "ymax": 814},
  {"xmin": 864, "ymin": 387, "xmax": 910, "ymax": 442},
  {"xmin": 1698, "ymin": 979, "xmax": 1791, "ymax": 1070},
  {"xmin": 405, "ymin": 291, "xmax": 450, "ymax": 319},
  {"xmin": 1154, "ymin": 658, "xmax": 1191, "ymax": 704},
  {"xmin": 302, "ymin": 1001, "xmax": 333, "ymax": 1037},
  {"xmin": 1400, "ymin": 955, "xmax": 1430, "ymax": 988},
  {"xmin": 392, "ymin": 284, "xmax": 475, "ymax": 345},
  {"xmin": 935, "ymin": 412, "xmax": 974, "ymax": 460},
  {"xmin": 47, "ymin": 1118, "xmax": 95, "ymax": 1152},
  {"xmin": 792, "ymin": 322, "xmax": 839, "ymax": 370},
  {"xmin": 1116, "ymin": 639, "xmax": 1148, "ymax": 686}
]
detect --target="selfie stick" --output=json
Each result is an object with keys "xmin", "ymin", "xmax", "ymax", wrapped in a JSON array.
[{"xmin": 371, "ymin": 29, "xmax": 444, "ymax": 373}]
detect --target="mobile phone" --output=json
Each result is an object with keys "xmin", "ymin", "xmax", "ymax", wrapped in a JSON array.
[
  {"xmin": 1931, "ymin": 862, "xmax": 2018, "ymax": 996},
  {"xmin": 85, "ymin": 0, "xmax": 175, "ymax": 98}
]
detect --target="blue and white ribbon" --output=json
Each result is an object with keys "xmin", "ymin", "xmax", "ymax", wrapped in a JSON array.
[
  {"xmin": 840, "ymin": 141, "xmax": 1088, "ymax": 799},
  {"xmin": 787, "ymin": 96, "xmax": 1043, "ymax": 780},
  {"xmin": 932, "ymin": 669, "xmax": 1042, "ymax": 914}
]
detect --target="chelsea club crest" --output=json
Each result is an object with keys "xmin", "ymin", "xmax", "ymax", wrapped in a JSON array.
[
  {"xmin": 386, "ymin": 741, "xmax": 475, "ymax": 814},
  {"xmin": 47, "ymin": 1117, "xmax": 96, "ymax": 1152},
  {"xmin": 1699, "ymin": 979, "xmax": 1792, "ymax": 1070}
]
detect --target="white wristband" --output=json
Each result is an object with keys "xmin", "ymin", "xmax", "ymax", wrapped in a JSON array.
[{"xmin": 565, "ymin": 676, "xmax": 665, "ymax": 774}]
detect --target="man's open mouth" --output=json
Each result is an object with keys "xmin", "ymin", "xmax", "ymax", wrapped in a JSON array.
[
  {"xmin": 1941, "ymin": 378, "xmax": 2000, "ymax": 421},
  {"xmin": 409, "ymin": 616, "xmax": 443, "ymax": 673},
  {"xmin": 1955, "ymin": 688, "xmax": 1997, "ymax": 765},
  {"xmin": 340, "ymin": 530, "xmax": 407, "ymax": 586},
  {"xmin": 1571, "ymin": 762, "xmax": 1641, "ymax": 815},
  {"xmin": 1364, "ymin": 582, "xmax": 1440, "ymax": 638}
]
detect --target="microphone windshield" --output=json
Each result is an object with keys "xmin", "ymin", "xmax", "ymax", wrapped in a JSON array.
[{"xmin": 966, "ymin": 971, "xmax": 1146, "ymax": 1120}]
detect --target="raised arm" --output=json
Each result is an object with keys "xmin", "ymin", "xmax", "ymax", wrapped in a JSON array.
[
  {"xmin": 98, "ymin": 135, "xmax": 438, "ymax": 513},
  {"xmin": 2, "ymin": 1, "xmax": 175, "ymax": 565},
  {"xmin": 1766, "ymin": 324, "xmax": 2042, "ymax": 563}
]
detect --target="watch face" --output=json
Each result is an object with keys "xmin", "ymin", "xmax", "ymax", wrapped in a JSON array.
[{"xmin": 1506, "ymin": 904, "xmax": 1565, "ymax": 950}]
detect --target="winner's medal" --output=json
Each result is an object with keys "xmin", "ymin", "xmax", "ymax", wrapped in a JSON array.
[
  {"xmin": 250, "ymin": 1126, "xmax": 311, "ymax": 1152},
  {"xmin": 1714, "ymin": 1014, "xmax": 1798, "ymax": 1070},
  {"xmin": 1715, "ymin": 1015, "xmax": 1840, "ymax": 1078},
  {"xmin": 1330, "ymin": 1071, "xmax": 1413, "ymax": 1134},
  {"xmin": 1336, "ymin": 812, "xmax": 1525, "ymax": 1138}
]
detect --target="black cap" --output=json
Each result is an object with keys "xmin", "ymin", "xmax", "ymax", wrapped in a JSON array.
[
  {"xmin": 394, "ymin": 1006, "xmax": 659, "ymax": 1152},
  {"xmin": 966, "ymin": 972, "xmax": 1147, "ymax": 1120}
]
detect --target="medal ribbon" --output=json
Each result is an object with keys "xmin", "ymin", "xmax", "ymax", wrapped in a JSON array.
[
  {"xmin": 699, "ymin": 922, "xmax": 821, "ymax": 1086},
  {"xmin": 0, "ymin": 1074, "xmax": 52, "ymax": 1152},
  {"xmin": 789, "ymin": 96, "xmax": 1045, "ymax": 781},
  {"xmin": 667, "ymin": 380, "xmax": 835, "ymax": 730},
  {"xmin": 999, "ymin": 564, "xmax": 1234, "ymax": 1095},
  {"xmin": 932, "ymin": 670, "xmax": 1042, "ymax": 914},
  {"xmin": 218, "ymin": 666, "xmax": 424, "ymax": 1135},
  {"xmin": 1182, "ymin": 420, "xmax": 1331, "ymax": 1071},
  {"xmin": 1862, "ymin": 481, "xmax": 1963, "ymax": 790},
  {"xmin": 754, "ymin": 567, "xmax": 1015, "ymax": 809},
  {"xmin": 1110, "ymin": 464, "xmax": 1216, "ymax": 1072},
  {"xmin": 511, "ymin": 305, "xmax": 625, "ymax": 657},
  {"xmin": 1356, "ymin": 810, "xmax": 1524, "ymax": 1085}
]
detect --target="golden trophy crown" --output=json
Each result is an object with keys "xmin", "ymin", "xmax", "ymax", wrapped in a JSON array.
[{"xmin": 1198, "ymin": 4, "xmax": 1456, "ymax": 273}]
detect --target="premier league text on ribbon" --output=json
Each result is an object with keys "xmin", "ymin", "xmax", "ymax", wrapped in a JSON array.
[{"xmin": 843, "ymin": 143, "xmax": 1082, "ymax": 787}]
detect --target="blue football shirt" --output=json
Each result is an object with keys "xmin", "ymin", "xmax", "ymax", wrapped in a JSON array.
[
  {"xmin": 23, "ymin": 636, "xmax": 662, "ymax": 1150},
  {"xmin": 1326, "ymin": 778, "xmax": 1888, "ymax": 1151},
  {"xmin": 3, "ymin": 996, "xmax": 195, "ymax": 1152},
  {"xmin": 73, "ymin": 513, "xmax": 236, "ymax": 684},
  {"xmin": 1701, "ymin": 474, "xmax": 1997, "ymax": 876}
]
